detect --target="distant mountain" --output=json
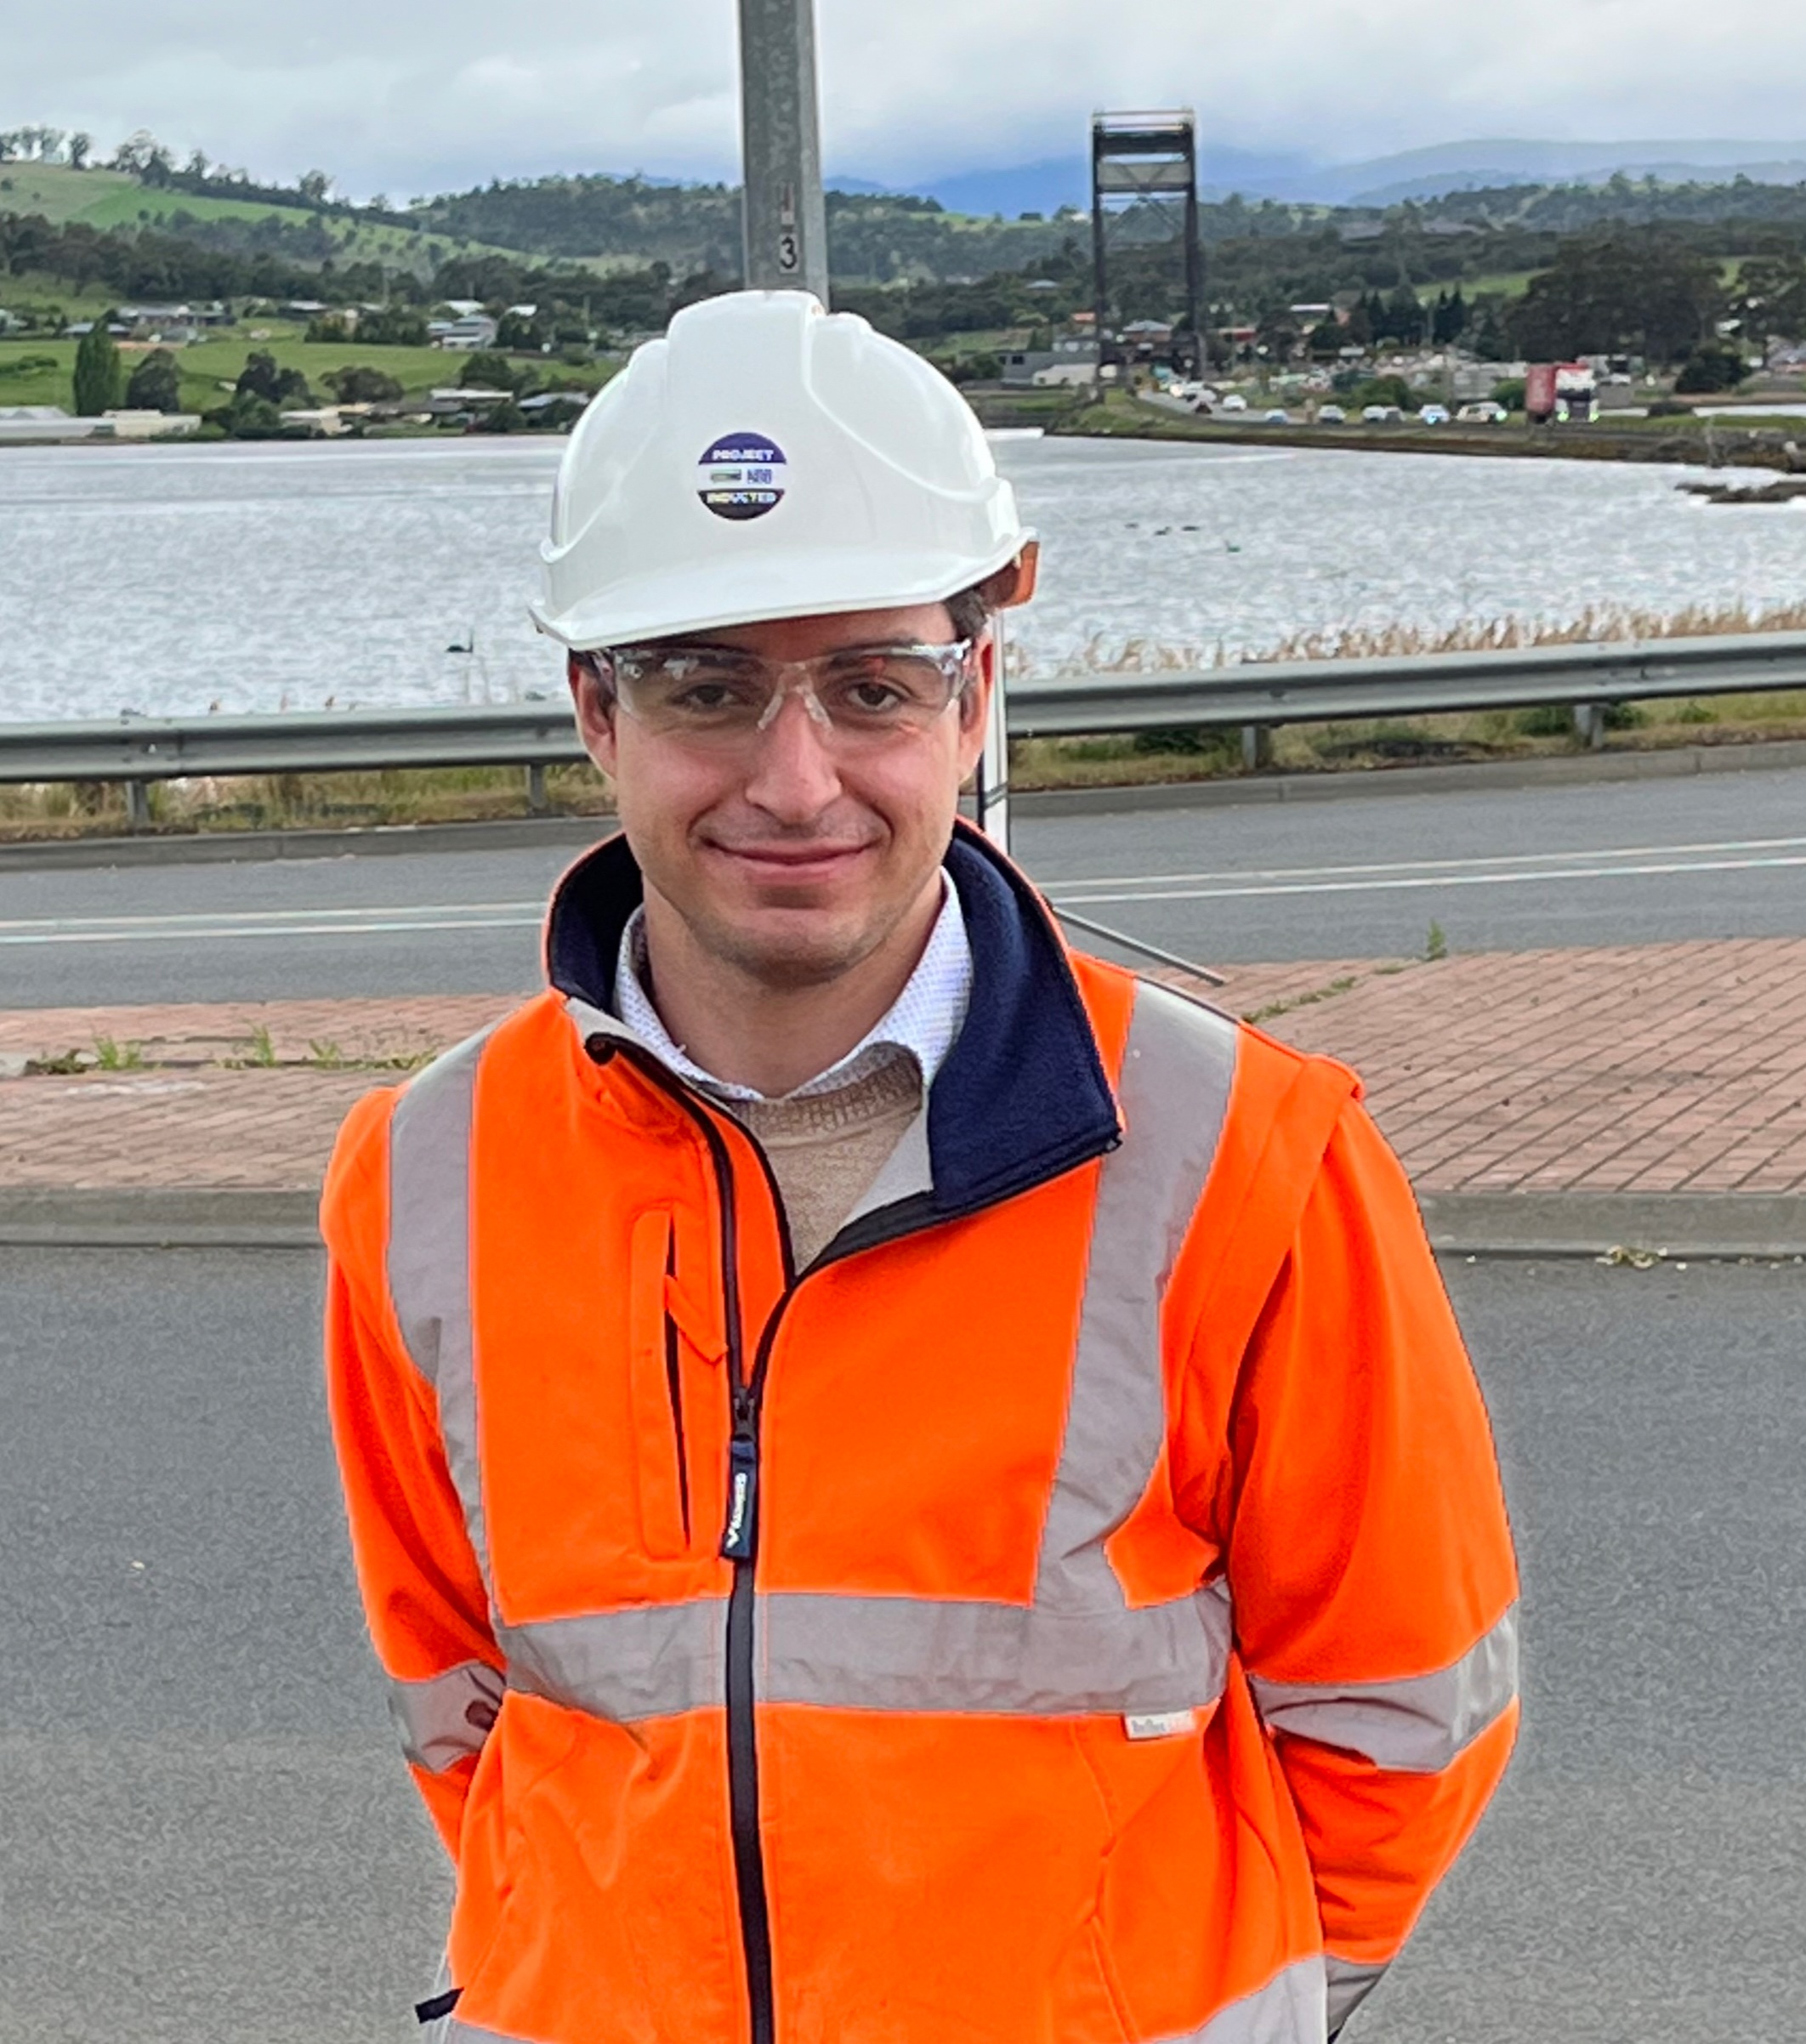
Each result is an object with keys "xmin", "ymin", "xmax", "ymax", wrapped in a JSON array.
[
  {"xmin": 898, "ymin": 147, "xmax": 1315, "ymax": 219},
  {"xmin": 1320, "ymin": 139, "xmax": 1806, "ymax": 206},
  {"xmin": 860, "ymin": 138, "xmax": 1806, "ymax": 213}
]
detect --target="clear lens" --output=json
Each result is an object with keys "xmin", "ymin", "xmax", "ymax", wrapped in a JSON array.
[{"xmin": 603, "ymin": 643, "xmax": 972, "ymax": 747}]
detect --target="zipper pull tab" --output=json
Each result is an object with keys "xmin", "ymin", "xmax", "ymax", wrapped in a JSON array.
[{"xmin": 720, "ymin": 1432, "xmax": 758, "ymax": 1560}]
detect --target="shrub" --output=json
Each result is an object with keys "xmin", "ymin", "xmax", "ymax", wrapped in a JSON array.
[
  {"xmin": 1675, "ymin": 343, "xmax": 1748, "ymax": 395},
  {"xmin": 322, "ymin": 363, "xmax": 404, "ymax": 405},
  {"xmin": 124, "ymin": 348, "xmax": 182, "ymax": 412}
]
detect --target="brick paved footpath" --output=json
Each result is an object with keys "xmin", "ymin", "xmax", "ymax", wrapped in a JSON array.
[{"xmin": 4, "ymin": 939, "xmax": 1806, "ymax": 1198}]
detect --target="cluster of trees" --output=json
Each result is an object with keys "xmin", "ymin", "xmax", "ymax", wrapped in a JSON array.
[{"xmin": 0, "ymin": 126, "xmax": 92, "ymax": 166}]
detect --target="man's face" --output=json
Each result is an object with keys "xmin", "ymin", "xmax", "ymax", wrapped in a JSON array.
[{"xmin": 570, "ymin": 603, "xmax": 991, "ymax": 991}]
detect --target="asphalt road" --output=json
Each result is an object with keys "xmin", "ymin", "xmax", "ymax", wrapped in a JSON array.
[
  {"xmin": 4, "ymin": 763, "xmax": 1806, "ymax": 1008},
  {"xmin": 2, "ymin": 1246, "xmax": 1801, "ymax": 2044}
]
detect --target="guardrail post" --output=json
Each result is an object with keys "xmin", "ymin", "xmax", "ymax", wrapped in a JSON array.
[
  {"xmin": 124, "ymin": 780, "xmax": 150, "ymax": 830},
  {"xmin": 1572, "ymin": 702, "xmax": 1605, "ymax": 750},
  {"xmin": 526, "ymin": 764, "xmax": 548, "ymax": 815},
  {"xmin": 1241, "ymin": 724, "xmax": 1270, "ymax": 770}
]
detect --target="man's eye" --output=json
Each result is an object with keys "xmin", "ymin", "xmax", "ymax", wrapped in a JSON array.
[
  {"xmin": 669, "ymin": 678, "xmax": 755, "ymax": 713},
  {"xmin": 846, "ymin": 679, "xmax": 906, "ymax": 711}
]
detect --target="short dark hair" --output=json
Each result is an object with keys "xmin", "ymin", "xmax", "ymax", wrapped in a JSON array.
[{"xmin": 946, "ymin": 584, "xmax": 993, "ymax": 642}]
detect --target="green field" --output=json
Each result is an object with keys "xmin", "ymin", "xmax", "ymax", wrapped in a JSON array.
[
  {"xmin": 0, "ymin": 330, "xmax": 615, "ymax": 417},
  {"xmin": 1462, "ymin": 270, "xmax": 1540, "ymax": 300}
]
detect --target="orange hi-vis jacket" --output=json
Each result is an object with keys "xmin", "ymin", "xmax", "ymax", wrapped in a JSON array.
[{"xmin": 321, "ymin": 824, "xmax": 1519, "ymax": 2044}]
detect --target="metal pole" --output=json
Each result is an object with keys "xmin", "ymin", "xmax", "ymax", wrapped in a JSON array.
[
  {"xmin": 1183, "ymin": 125, "xmax": 1201, "ymax": 375},
  {"xmin": 1090, "ymin": 122, "xmax": 1109, "ymax": 393},
  {"xmin": 976, "ymin": 615, "xmax": 1011, "ymax": 853},
  {"xmin": 737, "ymin": 0, "xmax": 831, "ymax": 303}
]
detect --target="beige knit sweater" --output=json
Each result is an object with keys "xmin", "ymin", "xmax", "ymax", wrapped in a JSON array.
[{"xmin": 728, "ymin": 1054, "xmax": 923, "ymax": 1269}]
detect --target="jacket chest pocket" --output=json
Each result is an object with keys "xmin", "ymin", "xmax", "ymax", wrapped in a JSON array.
[{"xmin": 628, "ymin": 1208, "xmax": 723, "ymax": 1559}]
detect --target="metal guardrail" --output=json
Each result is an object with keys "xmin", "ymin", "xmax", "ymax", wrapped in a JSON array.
[{"xmin": 4, "ymin": 632, "xmax": 1805, "ymax": 795}]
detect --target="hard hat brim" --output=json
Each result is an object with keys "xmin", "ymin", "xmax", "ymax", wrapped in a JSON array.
[{"xmin": 531, "ymin": 536, "xmax": 1036, "ymax": 651}]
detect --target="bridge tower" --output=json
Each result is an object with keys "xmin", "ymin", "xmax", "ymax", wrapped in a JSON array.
[{"xmin": 1089, "ymin": 111, "xmax": 1203, "ymax": 375}]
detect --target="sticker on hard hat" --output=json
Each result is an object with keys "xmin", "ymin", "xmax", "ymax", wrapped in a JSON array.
[{"xmin": 696, "ymin": 433, "xmax": 788, "ymax": 520}]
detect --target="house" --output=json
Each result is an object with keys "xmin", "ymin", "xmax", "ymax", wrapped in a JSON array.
[
  {"xmin": 1002, "ymin": 338, "xmax": 1102, "ymax": 388},
  {"xmin": 436, "ymin": 315, "xmax": 500, "ymax": 351}
]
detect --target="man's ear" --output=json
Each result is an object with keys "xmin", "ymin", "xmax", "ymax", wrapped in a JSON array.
[{"xmin": 567, "ymin": 653, "xmax": 618, "ymax": 778}]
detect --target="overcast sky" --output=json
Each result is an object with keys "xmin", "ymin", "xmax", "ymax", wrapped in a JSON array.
[{"xmin": 13, "ymin": 0, "xmax": 1806, "ymax": 200}]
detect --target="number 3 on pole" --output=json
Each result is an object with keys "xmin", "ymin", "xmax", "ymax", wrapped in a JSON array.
[{"xmin": 776, "ymin": 231, "xmax": 800, "ymax": 274}]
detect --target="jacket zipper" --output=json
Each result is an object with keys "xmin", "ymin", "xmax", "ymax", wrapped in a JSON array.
[
  {"xmin": 593, "ymin": 1036, "xmax": 1114, "ymax": 2044},
  {"xmin": 622, "ymin": 1054, "xmax": 783, "ymax": 2044}
]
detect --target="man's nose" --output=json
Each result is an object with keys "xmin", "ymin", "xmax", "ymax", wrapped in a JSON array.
[{"xmin": 740, "ymin": 690, "xmax": 844, "ymax": 821}]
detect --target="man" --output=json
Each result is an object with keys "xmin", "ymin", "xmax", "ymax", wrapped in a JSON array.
[{"xmin": 322, "ymin": 290, "xmax": 1517, "ymax": 2044}]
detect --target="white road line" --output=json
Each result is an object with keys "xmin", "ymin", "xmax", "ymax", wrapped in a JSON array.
[
  {"xmin": 0, "ymin": 912, "xmax": 543, "ymax": 946},
  {"xmin": 1049, "ymin": 853, "xmax": 1806, "ymax": 907},
  {"xmin": 3, "ymin": 835, "xmax": 1803, "ymax": 950},
  {"xmin": 0, "ymin": 900, "xmax": 542, "ymax": 934},
  {"xmin": 1045, "ymin": 835, "xmax": 1806, "ymax": 895}
]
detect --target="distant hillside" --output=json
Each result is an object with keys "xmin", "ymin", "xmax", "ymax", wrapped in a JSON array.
[
  {"xmin": 407, "ymin": 173, "xmax": 1074, "ymax": 281},
  {"xmin": 0, "ymin": 160, "xmax": 514, "ymax": 275}
]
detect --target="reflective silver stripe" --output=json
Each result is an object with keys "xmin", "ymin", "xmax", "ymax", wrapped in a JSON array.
[
  {"xmin": 764, "ymin": 1584, "xmax": 1231, "ymax": 1715},
  {"xmin": 389, "ymin": 1660, "xmax": 504, "ymax": 1774},
  {"xmin": 1324, "ymin": 1956, "xmax": 1389, "ymax": 2032},
  {"xmin": 1036, "ymin": 981, "xmax": 1236, "ymax": 1613},
  {"xmin": 388, "ymin": 1030, "xmax": 493, "ymax": 1596},
  {"xmin": 495, "ymin": 1585, "xmax": 1230, "ymax": 1723},
  {"xmin": 1159, "ymin": 1954, "xmax": 1327, "ymax": 2043},
  {"xmin": 1250, "ymin": 1602, "xmax": 1519, "ymax": 1774},
  {"xmin": 499, "ymin": 1598, "xmax": 728, "ymax": 1720}
]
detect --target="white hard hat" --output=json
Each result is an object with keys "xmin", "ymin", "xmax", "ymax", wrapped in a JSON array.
[{"xmin": 531, "ymin": 290, "xmax": 1036, "ymax": 649}]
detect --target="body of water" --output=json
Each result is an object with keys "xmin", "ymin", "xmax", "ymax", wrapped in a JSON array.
[{"xmin": 3, "ymin": 434, "xmax": 1805, "ymax": 724}]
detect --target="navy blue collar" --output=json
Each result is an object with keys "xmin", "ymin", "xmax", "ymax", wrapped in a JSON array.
[{"xmin": 546, "ymin": 822, "xmax": 1122, "ymax": 1219}]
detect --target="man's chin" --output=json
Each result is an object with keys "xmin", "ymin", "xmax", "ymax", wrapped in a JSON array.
[{"xmin": 705, "ymin": 912, "xmax": 877, "ymax": 991}]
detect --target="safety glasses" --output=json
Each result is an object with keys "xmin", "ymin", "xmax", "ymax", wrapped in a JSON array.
[{"xmin": 588, "ymin": 640, "xmax": 978, "ymax": 751}]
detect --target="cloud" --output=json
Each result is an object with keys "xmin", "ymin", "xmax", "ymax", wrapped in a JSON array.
[{"xmin": 9, "ymin": 0, "xmax": 1806, "ymax": 198}]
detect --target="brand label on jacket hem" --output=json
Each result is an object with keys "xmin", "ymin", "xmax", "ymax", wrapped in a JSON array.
[{"xmin": 1123, "ymin": 1709, "xmax": 1197, "ymax": 1740}]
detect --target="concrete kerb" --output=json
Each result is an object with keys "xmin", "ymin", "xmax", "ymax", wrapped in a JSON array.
[
  {"xmin": 6, "ymin": 1186, "xmax": 1803, "ymax": 1260},
  {"xmin": 7, "ymin": 736, "xmax": 1806, "ymax": 871}
]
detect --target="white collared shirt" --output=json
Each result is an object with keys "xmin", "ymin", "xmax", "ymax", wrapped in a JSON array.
[{"xmin": 613, "ymin": 874, "xmax": 973, "ymax": 1104}]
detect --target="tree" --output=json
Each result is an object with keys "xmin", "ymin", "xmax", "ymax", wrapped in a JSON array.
[
  {"xmin": 1675, "ymin": 341, "xmax": 1748, "ymax": 394},
  {"xmin": 497, "ymin": 308, "xmax": 546, "ymax": 350},
  {"xmin": 222, "ymin": 390, "xmax": 284, "ymax": 438},
  {"xmin": 463, "ymin": 348, "xmax": 534, "ymax": 395},
  {"xmin": 72, "ymin": 321, "xmax": 123, "ymax": 415},
  {"xmin": 236, "ymin": 350, "xmax": 312, "ymax": 407},
  {"xmin": 67, "ymin": 132, "xmax": 91, "ymax": 169},
  {"xmin": 322, "ymin": 363, "xmax": 404, "ymax": 404},
  {"xmin": 1734, "ymin": 255, "xmax": 1806, "ymax": 347},
  {"xmin": 355, "ymin": 305, "xmax": 429, "ymax": 345},
  {"xmin": 1382, "ymin": 283, "xmax": 1424, "ymax": 346},
  {"xmin": 124, "ymin": 348, "xmax": 183, "ymax": 412},
  {"xmin": 1511, "ymin": 227, "xmax": 1721, "ymax": 364},
  {"xmin": 298, "ymin": 169, "xmax": 332, "ymax": 206},
  {"xmin": 235, "ymin": 349, "xmax": 284, "ymax": 403}
]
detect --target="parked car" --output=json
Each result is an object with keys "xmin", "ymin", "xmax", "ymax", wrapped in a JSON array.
[
  {"xmin": 1455, "ymin": 400, "xmax": 1508, "ymax": 423},
  {"xmin": 1262, "ymin": 408, "xmax": 1291, "ymax": 423},
  {"xmin": 1317, "ymin": 404, "xmax": 1347, "ymax": 423},
  {"xmin": 1218, "ymin": 393, "xmax": 1247, "ymax": 412},
  {"xmin": 1360, "ymin": 404, "xmax": 1404, "ymax": 423},
  {"xmin": 1418, "ymin": 403, "xmax": 1451, "ymax": 426}
]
